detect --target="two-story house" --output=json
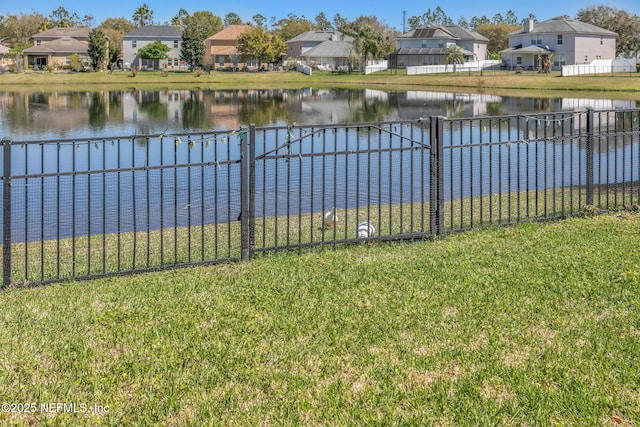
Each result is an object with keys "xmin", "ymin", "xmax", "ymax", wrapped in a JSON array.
[
  {"xmin": 0, "ymin": 43, "xmax": 11, "ymax": 69},
  {"xmin": 203, "ymin": 25, "xmax": 252, "ymax": 70},
  {"xmin": 500, "ymin": 16, "xmax": 617, "ymax": 70},
  {"xmin": 390, "ymin": 25, "xmax": 488, "ymax": 69},
  {"xmin": 122, "ymin": 25, "xmax": 183, "ymax": 70},
  {"xmin": 22, "ymin": 27, "xmax": 91, "ymax": 69}
]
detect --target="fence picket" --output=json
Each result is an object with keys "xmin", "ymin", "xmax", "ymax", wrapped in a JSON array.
[{"xmin": 2, "ymin": 108, "xmax": 639, "ymax": 287}]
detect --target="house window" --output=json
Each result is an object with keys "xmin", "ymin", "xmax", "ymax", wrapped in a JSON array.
[
  {"xmin": 557, "ymin": 35, "xmax": 563, "ymax": 45},
  {"xmin": 553, "ymin": 54, "xmax": 566, "ymax": 67},
  {"xmin": 600, "ymin": 37, "xmax": 603, "ymax": 45},
  {"xmin": 173, "ymin": 58, "xmax": 179, "ymax": 66},
  {"xmin": 132, "ymin": 40, "xmax": 137, "ymax": 48},
  {"xmin": 36, "ymin": 39, "xmax": 42, "ymax": 46},
  {"xmin": 516, "ymin": 56, "xmax": 522, "ymax": 65},
  {"xmin": 438, "ymin": 41, "xmax": 443, "ymax": 48},
  {"xmin": 65, "ymin": 57, "xmax": 70, "ymax": 65},
  {"xmin": 174, "ymin": 40, "xmax": 179, "ymax": 48},
  {"xmin": 421, "ymin": 41, "xmax": 427, "ymax": 48},
  {"xmin": 531, "ymin": 36, "xmax": 542, "ymax": 45}
]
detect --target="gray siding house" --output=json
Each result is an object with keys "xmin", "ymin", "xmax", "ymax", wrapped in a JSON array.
[
  {"xmin": 500, "ymin": 17, "xmax": 617, "ymax": 70},
  {"xmin": 390, "ymin": 25, "xmax": 488, "ymax": 69},
  {"xmin": 122, "ymin": 25, "xmax": 183, "ymax": 70},
  {"xmin": 286, "ymin": 31, "xmax": 355, "ymax": 70}
]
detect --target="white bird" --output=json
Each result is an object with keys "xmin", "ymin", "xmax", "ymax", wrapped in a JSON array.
[
  {"xmin": 357, "ymin": 221, "xmax": 375, "ymax": 239},
  {"xmin": 323, "ymin": 209, "xmax": 338, "ymax": 229}
]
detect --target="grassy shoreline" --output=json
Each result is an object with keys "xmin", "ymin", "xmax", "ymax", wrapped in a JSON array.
[{"xmin": 1, "ymin": 69, "xmax": 640, "ymax": 97}]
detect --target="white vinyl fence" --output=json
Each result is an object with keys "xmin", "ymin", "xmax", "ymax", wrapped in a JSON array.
[
  {"xmin": 562, "ymin": 59, "xmax": 637, "ymax": 76},
  {"xmin": 364, "ymin": 60, "xmax": 388, "ymax": 75},
  {"xmin": 406, "ymin": 60, "xmax": 502, "ymax": 75}
]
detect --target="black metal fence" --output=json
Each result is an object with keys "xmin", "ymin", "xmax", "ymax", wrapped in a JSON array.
[{"xmin": 2, "ymin": 107, "xmax": 640, "ymax": 287}]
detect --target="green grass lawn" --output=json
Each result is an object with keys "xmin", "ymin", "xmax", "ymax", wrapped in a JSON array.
[
  {"xmin": 1, "ymin": 68, "xmax": 639, "ymax": 97},
  {"xmin": 1, "ymin": 213, "xmax": 639, "ymax": 425}
]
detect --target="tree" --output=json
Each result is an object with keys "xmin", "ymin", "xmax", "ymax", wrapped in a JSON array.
[
  {"xmin": 491, "ymin": 14, "xmax": 504, "ymax": 25},
  {"xmin": 457, "ymin": 16, "xmax": 470, "ymax": 29},
  {"xmin": 181, "ymin": 28, "xmax": 205, "ymax": 70},
  {"xmin": 98, "ymin": 17, "xmax": 135, "ymax": 65},
  {"xmin": 252, "ymin": 14, "xmax": 267, "ymax": 28},
  {"xmin": 223, "ymin": 13, "xmax": 242, "ymax": 27},
  {"xmin": 87, "ymin": 28, "xmax": 109, "ymax": 70},
  {"xmin": 0, "ymin": 13, "xmax": 47, "ymax": 50},
  {"xmin": 182, "ymin": 11, "xmax": 222, "ymax": 40},
  {"xmin": 236, "ymin": 26, "xmax": 286, "ymax": 66},
  {"xmin": 272, "ymin": 14, "xmax": 318, "ymax": 43},
  {"xmin": 68, "ymin": 53, "xmax": 83, "ymax": 71},
  {"xmin": 407, "ymin": 16, "xmax": 422, "ymax": 31},
  {"xmin": 315, "ymin": 13, "xmax": 333, "ymax": 31},
  {"xmin": 409, "ymin": 7, "xmax": 453, "ymax": 28},
  {"xmin": 333, "ymin": 13, "xmax": 349, "ymax": 32},
  {"xmin": 504, "ymin": 10, "xmax": 519, "ymax": 26},
  {"xmin": 138, "ymin": 40, "xmax": 170, "ymax": 60},
  {"xmin": 171, "ymin": 8, "xmax": 189, "ymax": 29},
  {"xmin": 445, "ymin": 44, "xmax": 465, "ymax": 71},
  {"xmin": 476, "ymin": 23, "xmax": 520, "ymax": 54},
  {"xmin": 48, "ymin": 7, "xmax": 82, "ymax": 28},
  {"xmin": 341, "ymin": 17, "xmax": 396, "ymax": 70},
  {"xmin": 132, "ymin": 4, "xmax": 153, "ymax": 27},
  {"xmin": 469, "ymin": 15, "xmax": 490, "ymax": 30},
  {"xmin": 577, "ymin": 5, "xmax": 640, "ymax": 57}
]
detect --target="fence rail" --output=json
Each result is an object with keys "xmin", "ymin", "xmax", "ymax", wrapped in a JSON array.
[{"xmin": 2, "ymin": 107, "xmax": 640, "ymax": 287}]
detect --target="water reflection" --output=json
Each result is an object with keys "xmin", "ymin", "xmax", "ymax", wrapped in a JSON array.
[{"xmin": 0, "ymin": 88, "xmax": 637, "ymax": 140}]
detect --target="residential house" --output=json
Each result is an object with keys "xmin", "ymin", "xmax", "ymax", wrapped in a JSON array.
[
  {"xmin": 390, "ymin": 25, "xmax": 488, "ymax": 69},
  {"xmin": 22, "ymin": 27, "xmax": 91, "ymax": 69},
  {"xmin": 0, "ymin": 43, "xmax": 11, "ymax": 69},
  {"xmin": 203, "ymin": 25, "xmax": 252, "ymax": 69},
  {"xmin": 122, "ymin": 25, "xmax": 183, "ymax": 70},
  {"xmin": 500, "ymin": 16, "xmax": 617, "ymax": 70},
  {"xmin": 286, "ymin": 31, "xmax": 355, "ymax": 70}
]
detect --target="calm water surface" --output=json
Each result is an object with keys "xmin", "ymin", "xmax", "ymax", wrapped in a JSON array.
[
  {"xmin": 1, "ymin": 88, "xmax": 637, "ymax": 140},
  {"xmin": 2, "ymin": 88, "xmax": 639, "ymax": 243}
]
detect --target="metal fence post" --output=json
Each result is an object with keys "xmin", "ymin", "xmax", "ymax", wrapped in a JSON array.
[
  {"xmin": 2, "ymin": 138, "xmax": 12, "ymax": 288},
  {"xmin": 240, "ymin": 127, "xmax": 250, "ymax": 261},
  {"xmin": 248, "ymin": 124, "xmax": 256, "ymax": 259},
  {"xmin": 430, "ymin": 116, "xmax": 445, "ymax": 237},
  {"xmin": 586, "ymin": 107, "xmax": 594, "ymax": 206}
]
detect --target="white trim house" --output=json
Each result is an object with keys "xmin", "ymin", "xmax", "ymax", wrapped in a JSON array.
[
  {"xmin": 286, "ymin": 31, "xmax": 355, "ymax": 69},
  {"xmin": 500, "ymin": 16, "xmax": 617, "ymax": 70},
  {"xmin": 390, "ymin": 25, "xmax": 488, "ymax": 69},
  {"xmin": 122, "ymin": 25, "xmax": 183, "ymax": 70}
]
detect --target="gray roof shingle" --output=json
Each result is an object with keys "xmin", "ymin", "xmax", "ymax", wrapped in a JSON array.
[
  {"xmin": 23, "ymin": 37, "xmax": 88, "ymax": 54},
  {"xmin": 123, "ymin": 25, "xmax": 182, "ymax": 38},
  {"xmin": 510, "ymin": 17, "xmax": 617, "ymax": 36},
  {"xmin": 303, "ymin": 40, "xmax": 354, "ymax": 58},
  {"xmin": 286, "ymin": 31, "xmax": 353, "ymax": 43}
]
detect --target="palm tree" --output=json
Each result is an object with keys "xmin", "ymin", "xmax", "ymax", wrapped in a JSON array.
[
  {"xmin": 445, "ymin": 45, "xmax": 465, "ymax": 72},
  {"xmin": 132, "ymin": 4, "xmax": 153, "ymax": 27},
  {"xmin": 342, "ymin": 24, "xmax": 384, "ymax": 71}
]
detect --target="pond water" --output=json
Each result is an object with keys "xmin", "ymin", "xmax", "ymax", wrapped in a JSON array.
[
  {"xmin": 1, "ymin": 88, "xmax": 638, "ymax": 141},
  {"xmin": 2, "ymin": 88, "xmax": 639, "ymax": 244}
]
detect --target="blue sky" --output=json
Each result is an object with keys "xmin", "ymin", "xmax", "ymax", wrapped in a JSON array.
[{"xmin": 4, "ymin": 1, "xmax": 640, "ymax": 31}]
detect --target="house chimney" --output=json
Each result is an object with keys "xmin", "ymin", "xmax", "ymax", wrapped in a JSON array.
[{"xmin": 523, "ymin": 18, "xmax": 535, "ymax": 33}]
